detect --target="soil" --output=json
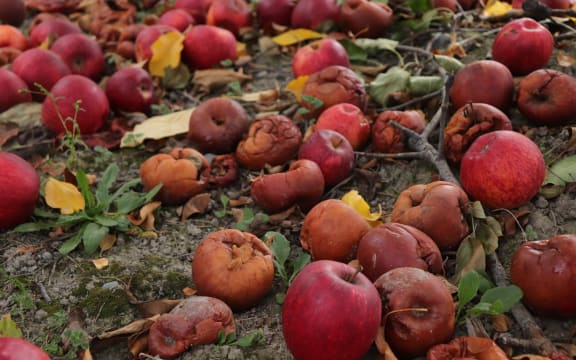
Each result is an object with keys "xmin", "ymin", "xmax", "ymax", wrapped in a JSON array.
[{"xmin": 1, "ymin": 4, "xmax": 576, "ymax": 360}]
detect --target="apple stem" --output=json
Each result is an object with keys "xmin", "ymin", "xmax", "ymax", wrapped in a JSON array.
[
  {"xmin": 383, "ymin": 307, "xmax": 429, "ymax": 327},
  {"xmin": 344, "ymin": 265, "xmax": 363, "ymax": 283}
]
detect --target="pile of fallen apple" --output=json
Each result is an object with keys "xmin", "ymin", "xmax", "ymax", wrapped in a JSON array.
[{"xmin": 1, "ymin": 0, "xmax": 576, "ymax": 359}]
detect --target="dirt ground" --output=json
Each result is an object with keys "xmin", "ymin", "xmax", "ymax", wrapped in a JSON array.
[{"xmin": 2, "ymin": 4, "xmax": 576, "ymax": 360}]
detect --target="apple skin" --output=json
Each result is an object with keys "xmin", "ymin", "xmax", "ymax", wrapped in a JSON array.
[
  {"xmin": 134, "ymin": 24, "xmax": 179, "ymax": 63},
  {"xmin": 292, "ymin": 38, "xmax": 350, "ymax": 78},
  {"xmin": 315, "ymin": 103, "xmax": 370, "ymax": 150},
  {"xmin": 0, "ymin": 0, "xmax": 26, "ymax": 26},
  {"xmin": 182, "ymin": 25, "xmax": 237, "ymax": 70},
  {"xmin": 41, "ymin": 74, "xmax": 110, "ymax": 135},
  {"xmin": 28, "ymin": 17, "xmax": 82, "ymax": 48},
  {"xmin": 11, "ymin": 48, "xmax": 72, "ymax": 97},
  {"xmin": 0, "ymin": 24, "xmax": 28, "ymax": 51},
  {"xmin": 173, "ymin": 0, "xmax": 213, "ymax": 24},
  {"xmin": 449, "ymin": 60, "xmax": 514, "ymax": 112},
  {"xmin": 516, "ymin": 68, "xmax": 576, "ymax": 126},
  {"xmin": 282, "ymin": 260, "xmax": 382, "ymax": 360},
  {"xmin": 105, "ymin": 66, "xmax": 156, "ymax": 113},
  {"xmin": 0, "ymin": 152, "xmax": 40, "ymax": 230},
  {"xmin": 206, "ymin": 0, "xmax": 252, "ymax": 38},
  {"xmin": 0, "ymin": 69, "xmax": 32, "ymax": 113},
  {"xmin": 298, "ymin": 129, "xmax": 355, "ymax": 188},
  {"xmin": 50, "ymin": 33, "xmax": 105, "ymax": 80},
  {"xmin": 460, "ymin": 130, "xmax": 546, "ymax": 209},
  {"xmin": 336, "ymin": 0, "xmax": 394, "ymax": 38},
  {"xmin": 0, "ymin": 336, "xmax": 51, "ymax": 360},
  {"xmin": 158, "ymin": 8, "xmax": 196, "ymax": 32},
  {"xmin": 255, "ymin": 0, "xmax": 294, "ymax": 34},
  {"xmin": 291, "ymin": 0, "xmax": 339, "ymax": 30},
  {"xmin": 492, "ymin": 18, "xmax": 554, "ymax": 76},
  {"xmin": 432, "ymin": 0, "xmax": 459, "ymax": 10}
]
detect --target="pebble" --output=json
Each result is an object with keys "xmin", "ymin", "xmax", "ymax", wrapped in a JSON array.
[
  {"xmin": 102, "ymin": 281, "xmax": 120, "ymax": 290},
  {"xmin": 35, "ymin": 309, "xmax": 48, "ymax": 321},
  {"xmin": 41, "ymin": 251, "xmax": 53, "ymax": 261},
  {"xmin": 534, "ymin": 196, "xmax": 548, "ymax": 209}
]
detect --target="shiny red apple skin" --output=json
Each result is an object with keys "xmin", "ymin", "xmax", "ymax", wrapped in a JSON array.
[
  {"xmin": 50, "ymin": 33, "xmax": 105, "ymax": 80},
  {"xmin": 291, "ymin": 0, "xmax": 339, "ymax": 30},
  {"xmin": 492, "ymin": 18, "xmax": 554, "ymax": 75},
  {"xmin": 298, "ymin": 129, "xmax": 355, "ymax": 188},
  {"xmin": 182, "ymin": 25, "xmax": 237, "ymax": 70},
  {"xmin": 292, "ymin": 38, "xmax": 350, "ymax": 78},
  {"xmin": 0, "ymin": 69, "xmax": 32, "ymax": 113},
  {"xmin": 28, "ymin": 17, "xmax": 82, "ymax": 48},
  {"xmin": 0, "ymin": 152, "xmax": 40, "ymax": 230},
  {"xmin": 206, "ymin": 0, "xmax": 252, "ymax": 37},
  {"xmin": 315, "ymin": 103, "xmax": 370, "ymax": 150},
  {"xmin": 134, "ymin": 24, "xmax": 179, "ymax": 63},
  {"xmin": 41, "ymin": 74, "xmax": 110, "ymax": 135},
  {"xmin": 173, "ymin": 0, "xmax": 213, "ymax": 24},
  {"xmin": 105, "ymin": 66, "xmax": 156, "ymax": 113},
  {"xmin": 0, "ymin": 337, "xmax": 51, "ymax": 360},
  {"xmin": 282, "ymin": 260, "xmax": 382, "ymax": 360},
  {"xmin": 11, "ymin": 48, "xmax": 71, "ymax": 96},
  {"xmin": 256, "ymin": 0, "xmax": 294, "ymax": 34},
  {"xmin": 460, "ymin": 130, "xmax": 546, "ymax": 209}
]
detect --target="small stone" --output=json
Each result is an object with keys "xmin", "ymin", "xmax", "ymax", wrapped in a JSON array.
[
  {"xmin": 35, "ymin": 309, "xmax": 48, "ymax": 321},
  {"xmin": 534, "ymin": 196, "xmax": 548, "ymax": 209},
  {"xmin": 102, "ymin": 281, "xmax": 120, "ymax": 290},
  {"xmin": 41, "ymin": 251, "xmax": 53, "ymax": 261}
]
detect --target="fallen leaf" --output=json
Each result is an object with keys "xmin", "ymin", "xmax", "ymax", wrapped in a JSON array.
[
  {"xmin": 452, "ymin": 235, "xmax": 486, "ymax": 284},
  {"xmin": 556, "ymin": 51, "xmax": 576, "ymax": 67},
  {"xmin": 120, "ymin": 109, "xmax": 193, "ymax": 148},
  {"xmin": 179, "ymin": 193, "xmax": 211, "ymax": 221},
  {"xmin": 236, "ymin": 41, "xmax": 248, "ymax": 57},
  {"xmin": 272, "ymin": 28, "xmax": 324, "ymax": 46},
  {"xmin": 492, "ymin": 314, "xmax": 513, "ymax": 332},
  {"xmin": 99, "ymin": 233, "xmax": 117, "ymax": 252},
  {"xmin": 267, "ymin": 206, "xmax": 296, "ymax": 224},
  {"xmin": 229, "ymin": 197, "xmax": 252, "ymax": 207},
  {"xmin": 374, "ymin": 325, "xmax": 398, "ymax": 359},
  {"xmin": 0, "ymin": 102, "xmax": 42, "ymax": 128},
  {"xmin": 192, "ymin": 69, "xmax": 252, "ymax": 96},
  {"xmin": 285, "ymin": 75, "xmax": 309, "ymax": 102},
  {"xmin": 96, "ymin": 315, "xmax": 160, "ymax": 340},
  {"xmin": 234, "ymin": 89, "xmax": 279, "ymax": 102},
  {"xmin": 127, "ymin": 201, "xmax": 161, "ymax": 231},
  {"xmin": 482, "ymin": 0, "xmax": 512, "ymax": 17},
  {"xmin": 0, "ymin": 313, "xmax": 23, "ymax": 337},
  {"xmin": 39, "ymin": 161, "xmax": 66, "ymax": 177},
  {"xmin": 182, "ymin": 287, "xmax": 197, "ymax": 296},
  {"xmin": 341, "ymin": 190, "xmax": 382, "ymax": 223},
  {"xmin": 512, "ymin": 355, "xmax": 553, "ymax": 360},
  {"xmin": 0, "ymin": 126, "xmax": 18, "ymax": 147},
  {"xmin": 149, "ymin": 31, "xmax": 185, "ymax": 77},
  {"xmin": 16, "ymin": 246, "xmax": 43, "ymax": 253},
  {"xmin": 91, "ymin": 258, "xmax": 109, "ymax": 270},
  {"xmin": 135, "ymin": 299, "xmax": 183, "ymax": 318},
  {"xmin": 44, "ymin": 177, "xmax": 86, "ymax": 215}
]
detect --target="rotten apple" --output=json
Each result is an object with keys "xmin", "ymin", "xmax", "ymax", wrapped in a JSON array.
[
  {"xmin": 315, "ymin": 103, "xmax": 371, "ymax": 150},
  {"xmin": 336, "ymin": 0, "xmax": 393, "ymax": 38},
  {"xmin": 182, "ymin": 25, "xmax": 238, "ymax": 70},
  {"xmin": 0, "ymin": 69, "xmax": 32, "ymax": 113},
  {"xmin": 105, "ymin": 66, "xmax": 156, "ymax": 113},
  {"xmin": 427, "ymin": 336, "xmax": 508, "ymax": 360},
  {"xmin": 460, "ymin": 130, "xmax": 546, "ymax": 209},
  {"xmin": 282, "ymin": 260, "xmax": 382, "ymax": 360},
  {"xmin": 50, "ymin": 33, "xmax": 105, "ymax": 80},
  {"xmin": 0, "ymin": 337, "xmax": 51, "ymax": 360},
  {"xmin": 371, "ymin": 109, "xmax": 427, "ymax": 154},
  {"xmin": 292, "ymin": 38, "xmax": 350, "ymax": 78}
]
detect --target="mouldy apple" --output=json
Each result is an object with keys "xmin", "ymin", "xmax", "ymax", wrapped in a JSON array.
[
  {"xmin": 134, "ymin": 24, "xmax": 179, "ymax": 62},
  {"xmin": 0, "ymin": 24, "xmax": 28, "ymax": 51},
  {"xmin": 0, "ymin": 152, "xmax": 40, "ymax": 230},
  {"xmin": 0, "ymin": 0, "xmax": 26, "ymax": 26},
  {"xmin": 516, "ymin": 68, "xmax": 576, "ymax": 126},
  {"xmin": 510, "ymin": 234, "xmax": 576, "ymax": 318},
  {"xmin": 182, "ymin": 25, "xmax": 238, "ymax": 70},
  {"xmin": 0, "ymin": 69, "xmax": 32, "ymax": 113},
  {"xmin": 460, "ymin": 130, "xmax": 546, "ymax": 209},
  {"xmin": 50, "ymin": 33, "xmax": 105, "ymax": 80},
  {"xmin": 208, "ymin": 154, "xmax": 239, "ymax": 188},
  {"xmin": 336, "ymin": 0, "xmax": 393, "ymax": 38},
  {"xmin": 291, "ymin": 0, "xmax": 339, "ymax": 30},
  {"xmin": 492, "ymin": 18, "xmax": 554, "ymax": 75},
  {"xmin": 206, "ymin": 0, "xmax": 252, "ymax": 37},
  {"xmin": 282, "ymin": 260, "xmax": 382, "ymax": 360},
  {"xmin": 0, "ymin": 337, "xmax": 51, "ymax": 360},
  {"xmin": 105, "ymin": 66, "xmax": 156, "ymax": 113},
  {"xmin": 41, "ymin": 74, "xmax": 109, "ymax": 135},
  {"xmin": 192, "ymin": 229, "xmax": 274, "ymax": 311},
  {"xmin": 11, "ymin": 48, "xmax": 71, "ymax": 97},
  {"xmin": 371, "ymin": 110, "xmax": 427, "ymax": 154},
  {"xmin": 374, "ymin": 267, "xmax": 456, "ymax": 359},
  {"xmin": 255, "ymin": 0, "xmax": 294, "ymax": 34},
  {"xmin": 292, "ymin": 38, "xmax": 350, "ymax": 78},
  {"xmin": 158, "ymin": 8, "xmax": 195, "ymax": 32},
  {"xmin": 27, "ymin": 17, "xmax": 82, "ymax": 48},
  {"xmin": 315, "ymin": 103, "xmax": 370, "ymax": 150}
]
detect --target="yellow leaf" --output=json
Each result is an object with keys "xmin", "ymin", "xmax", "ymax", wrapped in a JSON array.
[
  {"xmin": 120, "ymin": 108, "xmax": 194, "ymax": 148},
  {"xmin": 272, "ymin": 28, "xmax": 324, "ymax": 46},
  {"xmin": 91, "ymin": 258, "xmax": 109, "ymax": 270},
  {"xmin": 482, "ymin": 0, "xmax": 512, "ymax": 17},
  {"xmin": 285, "ymin": 75, "xmax": 309, "ymax": 102},
  {"xmin": 236, "ymin": 41, "xmax": 248, "ymax": 57},
  {"xmin": 44, "ymin": 177, "xmax": 85, "ymax": 215},
  {"xmin": 149, "ymin": 31, "xmax": 185, "ymax": 77},
  {"xmin": 341, "ymin": 190, "xmax": 382, "ymax": 223}
]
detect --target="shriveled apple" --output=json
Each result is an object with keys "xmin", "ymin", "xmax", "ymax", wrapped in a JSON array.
[
  {"xmin": 192, "ymin": 229, "xmax": 275, "ymax": 311},
  {"xmin": 336, "ymin": 0, "xmax": 393, "ymax": 38},
  {"xmin": 251, "ymin": 159, "xmax": 325, "ymax": 214},
  {"xmin": 236, "ymin": 114, "xmax": 302, "ymax": 171},
  {"xmin": 427, "ymin": 336, "xmax": 508, "ymax": 360},
  {"xmin": 356, "ymin": 222, "xmax": 444, "ymax": 282},
  {"xmin": 300, "ymin": 199, "xmax": 370, "ymax": 262},
  {"xmin": 208, "ymin": 154, "xmax": 239, "ymax": 188},
  {"xmin": 140, "ymin": 148, "xmax": 210, "ymax": 206},
  {"xmin": 371, "ymin": 110, "xmax": 427, "ymax": 154},
  {"xmin": 391, "ymin": 181, "xmax": 470, "ymax": 250},
  {"xmin": 374, "ymin": 267, "xmax": 456, "ymax": 359}
]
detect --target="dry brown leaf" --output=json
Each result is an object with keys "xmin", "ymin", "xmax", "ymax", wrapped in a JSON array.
[
  {"xmin": 178, "ymin": 193, "xmax": 211, "ymax": 221},
  {"xmin": 127, "ymin": 201, "xmax": 161, "ymax": 230},
  {"xmin": 231, "ymin": 207, "xmax": 245, "ymax": 222},
  {"xmin": 0, "ymin": 127, "xmax": 18, "ymax": 147},
  {"xmin": 229, "ymin": 196, "xmax": 252, "ymax": 207},
  {"xmin": 135, "ymin": 299, "xmax": 183, "ymax": 318},
  {"xmin": 351, "ymin": 64, "xmax": 388, "ymax": 77},
  {"xmin": 182, "ymin": 287, "xmax": 197, "ymax": 296},
  {"xmin": 96, "ymin": 315, "xmax": 160, "ymax": 340},
  {"xmin": 512, "ymin": 355, "xmax": 552, "ymax": 360},
  {"xmin": 556, "ymin": 51, "xmax": 576, "ymax": 67},
  {"xmin": 554, "ymin": 343, "xmax": 576, "ymax": 357},
  {"xmin": 268, "ymin": 206, "xmax": 296, "ymax": 223},
  {"xmin": 40, "ymin": 161, "xmax": 66, "ymax": 177},
  {"xmin": 91, "ymin": 258, "xmax": 109, "ymax": 270},
  {"xmin": 192, "ymin": 69, "xmax": 252, "ymax": 96},
  {"xmin": 16, "ymin": 246, "xmax": 43, "ymax": 253},
  {"xmin": 235, "ymin": 89, "xmax": 279, "ymax": 102},
  {"xmin": 491, "ymin": 314, "xmax": 513, "ymax": 333},
  {"xmin": 375, "ymin": 325, "xmax": 398, "ymax": 360},
  {"xmin": 81, "ymin": 349, "xmax": 93, "ymax": 360},
  {"xmin": 128, "ymin": 332, "xmax": 149, "ymax": 360},
  {"xmin": 99, "ymin": 233, "xmax": 117, "ymax": 252}
]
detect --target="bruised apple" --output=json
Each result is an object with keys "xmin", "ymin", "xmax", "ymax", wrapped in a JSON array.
[
  {"xmin": 208, "ymin": 154, "xmax": 239, "ymax": 188},
  {"xmin": 336, "ymin": 0, "xmax": 393, "ymax": 38},
  {"xmin": 188, "ymin": 97, "xmax": 249, "ymax": 154},
  {"xmin": 0, "ymin": 69, "xmax": 31, "ymax": 113},
  {"xmin": 391, "ymin": 181, "xmax": 470, "ymax": 250},
  {"xmin": 251, "ymin": 159, "xmax": 325, "ymax": 214},
  {"xmin": 371, "ymin": 110, "xmax": 427, "ymax": 153},
  {"xmin": 300, "ymin": 199, "xmax": 370, "ymax": 262},
  {"xmin": 510, "ymin": 234, "xmax": 576, "ymax": 318},
  {"xmin": 0, "ymin": 337, "xmax": 51, "ymax": 360},
  {"xmin": 427, "ymin": 336, "xmax": 508, "ymax": 360},
  {"xmin": 356, "ymin": 222, "xmax": 444, "ymax": 282},
  {"xmin": 0, "ymin": 152, "xmax": 40, "ymax": 230},
  {"xmin": 140, "ymin": 148, "xmax": 210, "ymax": 206},
  {"xmin": 315, "ymin": 103, "xmax": 371, "ymax": 150},
  {"xmin": 235, "ymin": 114, "xmax": 302, "ymax": 170},
  {"xmin": 192, "ymin": 229, "xmax": 274, "ymax": 311},
  {"xmin": 460, "ymin": 130, "xmax": 546, "ymax": 209},
  {"xmin": 148, "ymin": 296, "xmax": 236, "ymax": 359},
  {"xmin": 282, "ymin": 260, "xmax": 382, "ymax": 360},
  {"xmin": 374, "ymin": 267, "xmax": 456, "ymax": 359},
  {"xmin": 292, "ymin": 38, "xmax": 350, "ymax": 78}
]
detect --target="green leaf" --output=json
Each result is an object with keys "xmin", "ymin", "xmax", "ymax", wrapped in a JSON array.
[
  {"xmin": 452, "ymin": 235, "xmax": 486, "ymax": 283},
  {"xmin": 275, "ymin": 292, "xmax": 286, "ymax": 305},
  {"xmin": 479, "ymin": 285, "xmax": 523, "ymax": 313},
  {"xmin": 59, "ymin": 224, "xmax": 87, "ymax": 255},
  {"xmin": 475, "ymin": 221, "xmax": 500, "ymax": 255},
  {"xmin": 235, "ymin": 208, "xmax": 255, "ymax": 231},
  {"xmin": 543, "ymin": 154, "xmax": 576, "ymax": 186},
  {"xmin": 288, "ymin": 250, "xmax": 311, "ymax": 285},
  {"xmin": 458, "ymin": 270, "xmax": 481, "ymax": 310},
  {"xmin": 407, "ymin": 75, "xmax": 443, "ymax": 97},
  {"xmin": 93, "ymin": 215, "xmax": 121, "ymax": 227},
  {"xmin": 233, "ymin": 329, "xmax": 264, "ymax": 348},
  {"xmin": 368, "ymin": 66, "xmax": 411, "ymax": 107},
  {"xmin": 96, "ymin": 163, "xmax": 119, "ymax": 209},
  {"xmin": 109, "ymin": 178, "xmax": 142, "ymax": 203},
  {"xmin": 0, "ymin": 314, "xmax": 23, "ymax": 337},
  {"xmin": 338, "ymin": 38, "xmax": 368, "ymax": 64},
  {"xmin": 406, "ymin": 0, "xmax": 433, "ymax": 11},
  {"xmin": 76, "ymin": 169, "xmax": 95, "ymax": 209},
  {"xmin": 470, "ymin": 201, "xmax": 486, "ymax": 219},
  {"xmin": 434, "ymin": 55, "xmax": 464, "ymax": 73},
  {"xmin": 113, "ymin": 184, "xmax": 162, "ymax": 214},
  {"xmin": 82, "ymin": 222, "xmax": 109, "ymax": 254},
  {"xmin": 301, "ymin": 95, "xmax": 324, "ymax": 110},
  {"xmin": 267, "ymin": 231, "xmax": 290, "ymax": 267}
]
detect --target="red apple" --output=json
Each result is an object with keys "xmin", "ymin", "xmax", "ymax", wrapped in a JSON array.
[
  {"xmin": 432, "ymin": 0, "xmax": 459, "ymax": 10},
  {"xmin": 0, "ymin": 152, "xmax": 40, "ymax": 230},
  {"xmin": 510, "ymin": 234, "xmax": 576, "ymax": 318},
  {"xmin": 0, "ymin": 337, "xmax": 51, "ymax": 360},
  {"xmin": 282, "ymin": 260, "xmax": 382, "ymax": 360},
  {"xmin": 134, "ymin": 24, "xmax": 179, "ymax": 63},
  {"xmin": 255, "ymin": 0, "xmax": 295, "ymax": 34},
  {"xmin": 0, "ymin": 25, "xmax": 28, "ymax": 51},
  {"xmin": 158, "ymin": 8, "xmax": 196, "ymax": 32},
  {"xmin": 371, "ymin": 110, "xmax": 427, "ymax": 154},
  {"xmin": 315, "ymin": 103, "xmax": 370, "ymax": 150},
  {"xmin": 538, "ymin": 0, "xmax": 571, "ymax": 8},
  {"xmin": 516, "ymin": 68, "xmax": 576, "ymax": 126},
  {"xmin": 182, "ymin": 25, "xmax": 237, "ymax": 70},
  {"xmin": 41, "ymin": 74, "xmax": 110, "ymax": 135},
  {"xmin": 28, "ymin": 17, "xmax": 82, "ymax": 48},
  {"xmin": 0, "ymin": 0, "xmax": 26, "ymax": 27},
  {"xmin": 336, "ymin": 0, "xmax": 394, "ymax": 38},
  {"xmin": 0, "ymin": 69, "xmax": 32, "ymax": 113},
  {"xmin": 492, "ymin": 18, "xmax": 554, "ymax": 75},
  {"xmin": 458, "ymin": 0, "xmax": 477, "ymax": 8},
  {"xmin": 11, "ymin": 48, "xmax": 71, "ymax": 96},
  {"xmin": 206, "ymin": 0, "xmax": 252, "ymax": 37},
  {"xmin": 105, "ymin": 66, "xmax": 156, "ymax": 113},
  {"xmin": 291, "ymin": 0, "xmax": 339, "ymax": 30},
  {"xmin": 449, "ymin": 60, "xmax": 514, "ymax": 112},
  {"xmin": 460, "ymin": 130, "xmax": 546, "ymax": 209},
  {"xmin": 374, "ymin": 267, "xmax": 456, "ymax": 358},
  {"xmin": 292, "ymin": 38, "xmax": 350, "ymax": 78},
  {"xmin": 50, "ymin": 33, "xmax": 105, "ymax": 80},
  {"xmin": 173, "ymin": 0, "xmax": 213, "ymax": 24},
  {"xmin": 298, "ymin": 129, "xmax": 355, "ymax": 187}
]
